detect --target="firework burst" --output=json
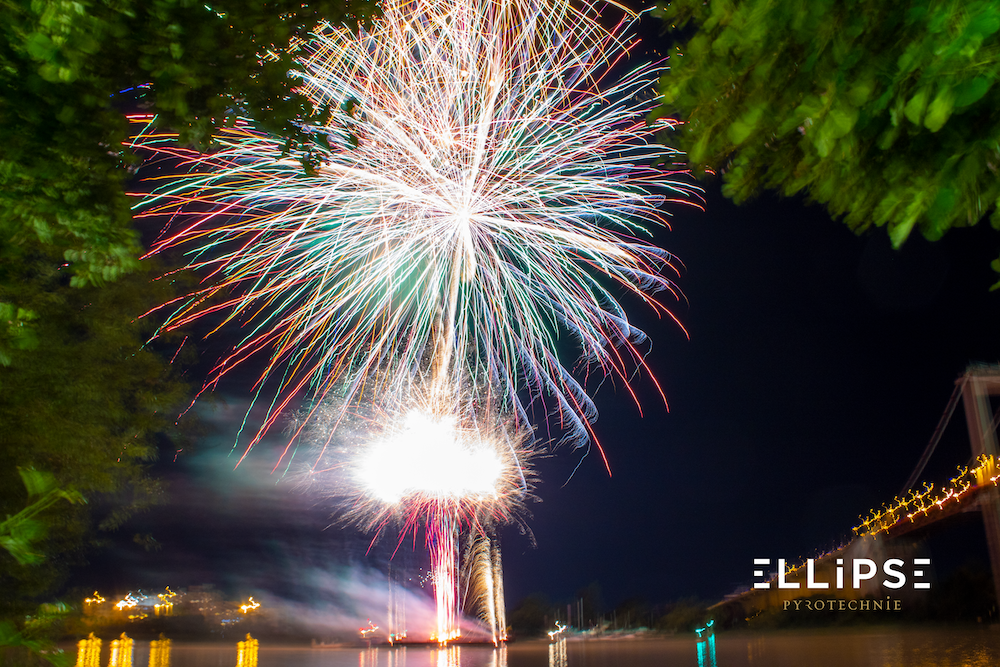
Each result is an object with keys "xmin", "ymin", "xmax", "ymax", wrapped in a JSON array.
[
  {"xmin": 133, "ymin": 0, "xmax": 699, "ymax": 641},
  {"xmin": 297, "ymin": 391, "xmax": 535, "ymax": 536},
  {"xmin": 293, "ymin": 387, "xmax": 535, "ymax": 641},
  {"xmin": 133, "ymin": 0, "xmax": 701, "ymax": 464}
]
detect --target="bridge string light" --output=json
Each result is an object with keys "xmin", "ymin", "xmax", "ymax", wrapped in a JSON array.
[
  {"xmin": 155, "ymin": 587, "xmax": 177, "ymax": 616},
  {"xmin": 115, "ymin": 593, "xmax": 140, "ymax": 611},
  {"xmin": 854, "ymin": 454, "xmax": 1000, "ymax": 537},
  {"xmin": 726, "ymin": 457, "xmax": 1000, "ymax": 601}
]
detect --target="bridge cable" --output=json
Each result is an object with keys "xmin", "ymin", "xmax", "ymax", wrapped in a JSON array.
[{"xmin": 900, "ymin": 375, "xmax": 968, "ymax": 495}]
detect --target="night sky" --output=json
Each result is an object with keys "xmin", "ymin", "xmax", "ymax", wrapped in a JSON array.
[
  {"xmin": 506, "ymin": 187, "xmax": 1000, "ymax": 606},
  {"xmin": 72, "ymin": 11, "xmax": 1000, "ymax": 625},
  {"xmin": 77, "ymin": 183, "xmax": 1000, "ymax": 620}
]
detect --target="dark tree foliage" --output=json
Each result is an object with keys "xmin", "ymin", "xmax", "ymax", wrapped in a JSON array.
[
  {"xmin": 0, "ymin": 0, "xmax": 379, "ymax": 355},
  {"xmin": 1, "ymin": 470, "xmax": 84, "ymax": 567},
  {"xmin": 508, "ymin": 593, "xmax": 552, "ymax": 637},
  {"xmin": 654, "ymin": 0, "xmax": 1000, "ymax": 279},
  {"xmin": 0, "ymin": 244, "xmax": 191, "ymax": 606},
  {"xmin": 0, "ymin": 0, "xmax": 378, "ymax": 621}
]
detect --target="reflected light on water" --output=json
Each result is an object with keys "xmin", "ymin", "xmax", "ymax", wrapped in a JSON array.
[
  {"xmin": 360, "ymin": 648, "xmax": 379, "ymax": 667},
  {"xmin": 432, "ymin": 645, "xmax": 461, "ymax": 667},
  {"xmin": 65, "ymin": 628, "xmax": 1000, "ymax": 667},
  {"xmin": 148, "ymin": 635, "xmax": 171, "ymax": 667},
  {"xmin": 387, "ymin": 646, "xmax": 406, "ymax": 667},
  {"xmin": 489, "ymin": 646, "xmax": 507, "ymax": 667},
  {"xmin": 548, "ymin": 639, "xmax": 566, "ymax": 667},
  {"xmin": 236, "ymin": 634, "xmax": 258, "ymax": 667},
  {"xmin": 75, "ymin": 633, "xmax": 101, "ymax": 667},
  {"xmin": 696, "ymin": 634, "xmax": 717, "ymax": 667},
  {"xmin": 109, "ymin": 633, "xmax": 134, "ymax": 667},
  {"xmin": 696, "ymin": 620, "xmax": 717, "ymax": 667}
]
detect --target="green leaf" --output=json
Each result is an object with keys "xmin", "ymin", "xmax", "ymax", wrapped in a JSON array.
[
  {"xmin": 0, "ymin": 524, "xmax": 45, "ymax": 565},
  {"xmin": 889, "ymin": 215, "xmax": 917, "ymax": 248},
  {"xmin": 877, "ymin": 124, "xmax": 901, "ymax": 150},
  {"xmin": 813, "ymin": 125, "xmax": 834, "ymax": 157},
  {"xmin": 56, "ymin": 106, "xmax": 75, "ymax": 124},
  {"xmin": 924, "ymin": 86, "xmax": 955, "ymax": 132},
  {"xmin": 19, "ymin": 468, "xmax": 56, "ymax": 497},
  {"xmin": 923, "ymin": 186, "xmax": 956, "ymax": 239},
  {"xmin": 827, "ymin": 105, "xmax": 858, "ymax": 138},
  {"xmin": 954, "ymin": 77, "xmax": 992, "ymax": 108},
  {"xmin": 0, "ymin": 621, "xmax": 19, "ymax": 645},
  {"xmin": 846, "ymin": 79, "xmax": 874, "ymax": 107},
  {"xmin": 689, "ymin": 131, "xmax": 711, "ymax": 165},
  {"xmin": 903, "ymin": 87, "xmax": 929, "ymax": 126},
  {"xmin": 24, "ymin": 33, "xmax": 57, "ymax": 62},
  {"xmin": 992, "ymin": 203, "xmax": 1000, "ymax": 230},
  {"xmin": 728, "ymin": 120, "xmax": 753, "ymax": 144},
  {"xmin": 968, "ymin": 12, "xmax": 1000, "ymax": 38}
]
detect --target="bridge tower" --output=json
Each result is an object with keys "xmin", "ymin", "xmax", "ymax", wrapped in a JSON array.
[{"xmin": 959, "ymin": 366, "xmax": 1000, "ymax": 610}]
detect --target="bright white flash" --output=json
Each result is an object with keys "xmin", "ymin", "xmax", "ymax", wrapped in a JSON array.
[{"xmin": 357, "ymin": 410, "xmax": 504, "ymax": 503}]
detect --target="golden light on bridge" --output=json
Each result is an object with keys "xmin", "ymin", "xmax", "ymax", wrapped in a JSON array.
[
  {"xmin": 115, "ymin": 593, "xmax": 139, "ymax": 611},
  {"xmin": 854, "ymin": 454, "xmax": 1000, "ymax": 537},
  {"xmin": 155, "ymin": 587, "xmax": 177, "ymax": 616},
  {"xmin": 240, "ymin": 597, "xmax": 260, "ymax": 614}
]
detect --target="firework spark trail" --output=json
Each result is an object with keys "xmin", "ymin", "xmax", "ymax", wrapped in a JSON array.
[
  {"xmin": 461, "ymin": 532, "xmax": 507, "ymax": 644},
  {"xmin": 133, "ymin": 0, "xmax": 701, "ymax": 464},
  {"xmin": 491, "ymin": 538, "xmax": 506, "ymax": 642},
  {"xmin": 429, "ymin": 510, "xmax": 459, "ymax": 642}
]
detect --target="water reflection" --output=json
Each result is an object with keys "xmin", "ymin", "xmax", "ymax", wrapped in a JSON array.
[
  {"xmin": 75, "ymin": 633, "xmax": 101, "ymax": 667},
  {"xmin": 695, "ymin": 620, "xmax": 717, "ymax": 667},
  {"xmin": 387, "ymin": 646, "xmax": 406, "ymax": 667},
  {"xmin": 360, "ymin": 647, "xmax": 379, "ymax": 667},
  {"xmin": 696, "ymin": 634, "xmax": 717, "ymax": 667},
  {"xmin": 148, "ymin": 635, "xmax": 171, "ymax": 667},
  {"xmin": 431, "ymin": 645, "xmax": 460, "ymax": 667},
  {"xmin": 109, "ymin": 633, "xmax": 134, "ymax": 667},
  {"xmin": 548, "ymin": 638, "xmax": 567, "ymax": 667},
  {"xmin": 235, "ymin": 634, "xmax": 258, "ymax": 667},
  {"xmin": 67, "ymin": 627, "xmax": 1000, "ymax": 667},
  {"xmin": 357, "ymin": 645, "xmax": 507, "ymax": 667}
]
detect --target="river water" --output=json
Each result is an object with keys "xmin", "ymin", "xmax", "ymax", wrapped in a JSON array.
[{"xmin": 72, "ymin": 628, "xmax": 1000, "ymax": 667}]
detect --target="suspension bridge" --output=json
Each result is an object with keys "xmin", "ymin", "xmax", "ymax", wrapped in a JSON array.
[{"xmin": 717, "ymin": 364, "xmax": 1000, "ymax": 616}]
